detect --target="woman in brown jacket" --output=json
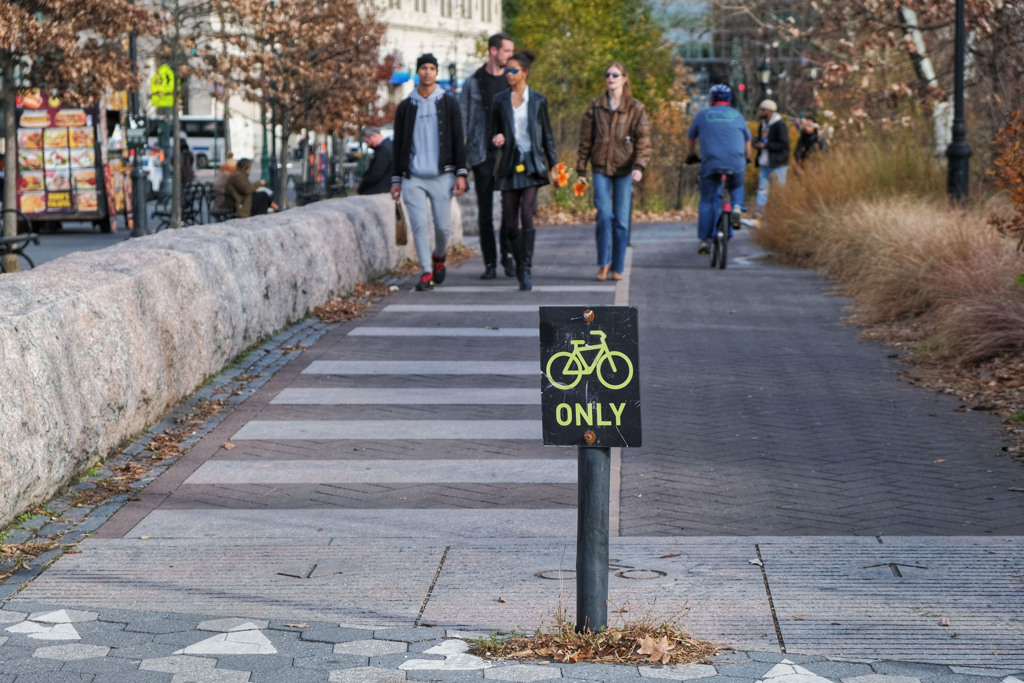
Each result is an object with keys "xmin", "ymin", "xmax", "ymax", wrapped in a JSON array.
[{"xmin": 576, "ymin": 62, "xmax": 652, "ymax": 280}]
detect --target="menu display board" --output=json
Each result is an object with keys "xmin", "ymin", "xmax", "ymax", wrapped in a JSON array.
[{"xmin": 14, "ymin": 94, "xmax": 105, "ymax": 221}]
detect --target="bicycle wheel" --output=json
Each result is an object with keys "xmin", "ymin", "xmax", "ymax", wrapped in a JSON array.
[
  {"xmin": 596, "ymin": 351, "xmax": 634, "ymax": 390},
  {"xmin": 710, "ymin": 212, "xmax": 724, "ymax": 268},
  {"xmin": 717, "ymin": 212, "xmax": 728, "ymax": 270},
  {"xmin": 546, "ymin": 351, "xmax": 583, "ymax": 390}
]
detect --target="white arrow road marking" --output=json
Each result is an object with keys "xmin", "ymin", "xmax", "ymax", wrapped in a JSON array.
[
  {"xmin": 756, "ymin": 659, "xmax": 835, "ymax": 683},
  {"xmin": 175, "ymin": 622, "xmax": 277, "ymax": 655},
  {"xmin": 398, "ymin": 639, "xmax": 491, "ymax": 671}
]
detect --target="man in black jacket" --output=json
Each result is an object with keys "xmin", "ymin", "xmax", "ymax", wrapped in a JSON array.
[
  {"xmin": 459, "ymin": 32, "xmax": 514, "ymax": 279},
  {"xmin": 753, "ymin": 99, "xmax": 789, "ymax": 217},
  {"xmin": 390, "ymin": 53, "xmax": 468, "ymax": 291},
  {"xmin": 355, "ymin": 126, "xmax": 393, "ymax": 195}
]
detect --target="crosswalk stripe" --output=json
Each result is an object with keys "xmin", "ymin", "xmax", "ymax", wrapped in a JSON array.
[
  {"xmin": 128, "ymin": 509, "xmax": 577, "ymax": 539},
  {"xmin": 431, "ymin": 285, "xmax": 615, "ymax": 293},
  {"xmin": 383, "ymin": 304, "xmax": 543, "ymax": 313},
  {"xmin": 184, "ymin": 459, "xmax": 575, "ymax": 484},
  {"xmin": 272, "ymin": 388, "xmax": 540, "ymax": 405},
  {"xmin": 303, "ymin": 360, "xmax": 538, "ymax": 375},
  {"xmin": 348, "ymin": 326, "xmax": 537, "ymax": 337},
  {"xmin": 231, "ymin": 419, "xmax": 541, "ymax": 441}
]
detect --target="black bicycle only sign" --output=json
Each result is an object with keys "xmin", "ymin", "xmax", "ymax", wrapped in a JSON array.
[{"xmin": 539, "ymin": 306, "xmax": 641, "ymax": 448}]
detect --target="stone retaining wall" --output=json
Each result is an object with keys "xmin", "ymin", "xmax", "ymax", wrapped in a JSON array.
[{"xmin": 0, "ymin": 194, "xmax": 459, "ymax": 526}]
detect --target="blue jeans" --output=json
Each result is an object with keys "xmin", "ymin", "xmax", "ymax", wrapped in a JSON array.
[
  {"xmin": 756, "ymin": 165, "xmax": 787, "ymax": 209},
  {"xmin": 698, "ymin": 174, "xmax": 744, "ymax": 240},
  {"xmin": 592, "ymin": 172, "xmax": 633, "ymax": 274}
]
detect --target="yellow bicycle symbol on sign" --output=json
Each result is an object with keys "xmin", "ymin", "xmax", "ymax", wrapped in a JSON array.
[{"xmin": 545, "ymin": 330, "xmax": 634, "ymax": 390}]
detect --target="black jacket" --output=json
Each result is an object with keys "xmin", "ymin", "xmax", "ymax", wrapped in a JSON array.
[
  {"xmin": 757, "ymin": 116, "xmax": 790, "ymax": 168},
  {"xmin": 390, "ymin": 90, "xmax": 468, "ymax": 185},
  {"xmin": 490, "ymin": 88, "xmax": 557, "ymax": 181},
  {"xmin": 357, "ymin": 138, "xmax": 393, "ymax": 195}
]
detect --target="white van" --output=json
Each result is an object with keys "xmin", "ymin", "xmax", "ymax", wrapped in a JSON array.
[{"xmin": 147, "ymin": 116, "xmax": 227, "ymax": 169}]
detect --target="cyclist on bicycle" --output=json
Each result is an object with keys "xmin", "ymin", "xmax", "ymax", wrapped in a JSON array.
[{"xmin": 686, "ymin": 84, "xmax": 752, "ymax": 254}]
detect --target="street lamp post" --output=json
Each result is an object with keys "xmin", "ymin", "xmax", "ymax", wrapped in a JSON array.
[
  {"xmin": 757, "ymin": 58, "xmax": 772, "ymax": 103},
  {"xmin": 946, "ymin": 0, "xmax": 971, "ymax": 202},
  {"xmin": 260, "ymin": 103, "xmax": 271, "ymax": 184},
  {"xmin": 128, "ymin": 24, "xmax": 149, "ymax": 235}
]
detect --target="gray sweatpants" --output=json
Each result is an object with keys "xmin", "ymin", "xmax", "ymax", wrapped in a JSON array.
[{"xmin": 402, "ymin": 173, "xmax": 455, "ymax": 273}]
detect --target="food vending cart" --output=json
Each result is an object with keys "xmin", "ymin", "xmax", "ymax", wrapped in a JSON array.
[{"xmin": 14, "ymin": 91, "xmax": 117, "ymax": 232}]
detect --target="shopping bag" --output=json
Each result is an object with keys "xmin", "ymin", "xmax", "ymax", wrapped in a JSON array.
[{"xmin": 395, "ymin": 200, "xmax": 408, "ymax": 246}]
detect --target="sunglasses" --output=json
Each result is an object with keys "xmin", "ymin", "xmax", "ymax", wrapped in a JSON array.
[
  {"xmin": 505, "ymin": 67, "xmax": 520, "ymax": 75},
  {"xmin": 605, "ymin": 72, "xmax": 622, "ymax": 79}
]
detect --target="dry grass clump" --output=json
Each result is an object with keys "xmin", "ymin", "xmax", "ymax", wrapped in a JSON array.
[
  {"xmin": 468, "ymin": 608, "xmax": 718, "ymax": 666},
  {"xmin": 751, "ymin": 129, "xmax": 1024, "ymax": 364}
]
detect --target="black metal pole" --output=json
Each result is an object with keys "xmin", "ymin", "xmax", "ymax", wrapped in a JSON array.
[
  {"xmin": 576, "ymin": 446, "xmax": 610, "ymax": 633},
  {"xmin": 128, "ymin": 31, "xmax": 149, "ymax": 236},
  {"xmin": 946, "ymin": 0, "xmax": 971, "ymax": 202}
]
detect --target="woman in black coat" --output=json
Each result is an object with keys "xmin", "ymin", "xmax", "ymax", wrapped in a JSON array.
[{"xmin": 490, "ymin": 50, "xmax": 557, "ymax": 291}]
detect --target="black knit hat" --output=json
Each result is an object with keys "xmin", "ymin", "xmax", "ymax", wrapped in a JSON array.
[{"xmin": 416, "ymin": 53, "xmax": 438, "ymax": 70}]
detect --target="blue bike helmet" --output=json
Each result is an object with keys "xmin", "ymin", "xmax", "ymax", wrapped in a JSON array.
[{"xmin": 709, "ymin": 83, "xmax": 732, "ymax": 104}]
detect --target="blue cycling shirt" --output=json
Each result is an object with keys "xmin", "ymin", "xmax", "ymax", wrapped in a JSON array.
[{"xmin": 687, "ymin": 104, "xmax": 751, "ymax": 177}]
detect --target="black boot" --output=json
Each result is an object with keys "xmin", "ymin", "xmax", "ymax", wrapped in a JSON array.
[
  {"xmin": 480, "ymin": 264, "xmax": 496, "ymax": 279},
  {"xmin": 516, "ymin": 227, "xmax": 535, "ymax": 291}
]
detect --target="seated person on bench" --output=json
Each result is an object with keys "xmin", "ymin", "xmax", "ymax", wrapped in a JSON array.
[{"xmin": 224, "ymin": 158, "xmax": 278, "ymax": 217}]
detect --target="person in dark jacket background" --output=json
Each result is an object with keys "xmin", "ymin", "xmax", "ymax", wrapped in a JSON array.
[
  {"xmin": 753, "ymin": 99, "xmax": 789, "ymax": 216},
  {"xmin": 355, "ymin": 126, "xmax": 393, "ymax": 195},
  {"xmin": 490, "ymin": 50, "xmax": 557, "ymax": 291},
  {"xmin": 390, "ymin": 53, "xmax": 468, "ymax": 291}
]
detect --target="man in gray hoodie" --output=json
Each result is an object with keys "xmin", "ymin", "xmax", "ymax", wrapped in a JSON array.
[{"xmin": 391, "ymin": 53, "xmax": 468, "ymax": 291}]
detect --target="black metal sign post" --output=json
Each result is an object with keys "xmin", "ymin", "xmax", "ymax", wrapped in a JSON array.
[{"xmin": 540, "ymin": 306, "xmax": 641, "ymax": 633}]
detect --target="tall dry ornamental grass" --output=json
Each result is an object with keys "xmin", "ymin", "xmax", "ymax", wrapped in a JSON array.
[{"xmin": 751, "ymin": 130, "xmax": 1024, "ymax": 363}]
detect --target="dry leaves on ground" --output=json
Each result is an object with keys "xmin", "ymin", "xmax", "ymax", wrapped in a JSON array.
[{"xmin": 469, "ymin": 619, "xmax": 717, "ymax": 666}]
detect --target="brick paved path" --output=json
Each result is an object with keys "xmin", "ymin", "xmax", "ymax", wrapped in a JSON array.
[{"xmin": 620, "ymin": 223, "xmax": 1024, "ymax": 536}]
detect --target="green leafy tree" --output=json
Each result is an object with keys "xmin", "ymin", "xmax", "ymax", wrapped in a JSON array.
[{"xmin": 504, "ymin": 0, "xmax": 673, "ymax": 119}]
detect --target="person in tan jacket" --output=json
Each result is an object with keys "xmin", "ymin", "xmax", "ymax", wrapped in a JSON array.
[{"xmin": 576, "ymin": 62, "xmax": 652, "ymax": 280}]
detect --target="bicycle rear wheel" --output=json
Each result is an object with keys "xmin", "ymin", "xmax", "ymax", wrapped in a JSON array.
[
  {"xmin": 717, "ymin": 213, "xmax": 728, "ymax": 270},
  {"xmin": 710, "ymin": 213, "xmax": 727, "ymax": 268}
]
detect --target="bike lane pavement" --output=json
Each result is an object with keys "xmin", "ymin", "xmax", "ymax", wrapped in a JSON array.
[{"xmin": 1, "ymin": 223, "xmax": 1022, "ymax": 681}]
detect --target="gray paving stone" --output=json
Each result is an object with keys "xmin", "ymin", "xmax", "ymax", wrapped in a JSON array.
[
  {"xmin": 12, "ymin": 672, "xmax": 95, "ymax": 682},
  {"xmin": 920, "ymin": 675, "xmax": 1005, "ymax": 683},
  {"xmin": 637, "ymin": 663, "xmax": 718, "ymax": 679},
  {"xmin": 375, "ymin": 627, "xmax": 449, "ymax": 643},
  {"xmin": 79, "ymin": 670, "xmax": 171, "ymax": 683},
  {"xmin": 250, "ymin": 667, "xmax": 327, "ymax": 683},
  {"xmin": 801, "ymin": 660, "xmax": 876, "ymax": 679},
  {"xmin": 32, "ymin": 643, "xmax": 109, "ymax": 659},
  {"xmin": 405, "ymin": 669, "xmax": 485, "ymax": 681},
  {"xmin": 328, "ymin": 666, "xmax": 407, "ymax": 682},
  {"xmin": 485, "ymin": 663, "xmax": 567, "ymax": 680},
  {"xmin": 0, "ymin": 652, "xmax": 64, "ymax": 673},
  {"xmin": 870, "ymin": 661, "xmax": 966, "ymax": 677},
  {"xmin": 553, "ymin": 663, "xmax": 643, "ymax": 681},
  {"xmin": 124, "ymin": 618, "xmax": 203, "ymax": 634},
  {"xmin": 712, "ymin": 660, "xmax": 776, "ymax": 679},
  {"xmin": 58, "ymin": 655, "xmax": 142, "ymax": 674},
  {"xmin": 211, "ymin": 653, "xmax": 295, "ymax": 671},
  {"xmin": 299, "ymin": 624, "xmax": 371, "ymax": 644},
  {"xmin": 334, "ymin": 639, "xmax": 408, "ymax": 656},
  {"xmin": 291, "ymin": 652, "xmax": 374, "ymax": 669}
]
